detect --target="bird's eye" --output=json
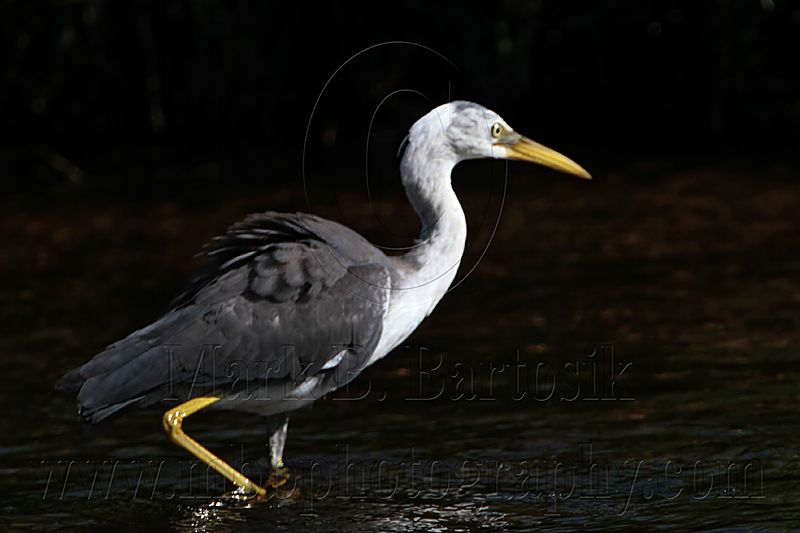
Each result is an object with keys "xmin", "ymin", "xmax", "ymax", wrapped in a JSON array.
[{"xmin": 491, "ymin": 123, "xmax": 503, "ymax": 139}]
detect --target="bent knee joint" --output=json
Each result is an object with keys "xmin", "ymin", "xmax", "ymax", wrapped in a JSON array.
[{"xmin": 162, "ymin": 409, "xmax": 185, "ymax": 440}]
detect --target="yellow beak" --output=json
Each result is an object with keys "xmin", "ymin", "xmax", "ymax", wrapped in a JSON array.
[{"xmin": 505, "ymin": 135, "xmax": 591, "ymax": 180}]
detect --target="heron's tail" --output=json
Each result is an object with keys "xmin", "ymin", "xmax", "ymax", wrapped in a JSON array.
[
  {"xmin": 55, "ymin": 368, "xmax": 84, "ymax": 393},
  {"xmin": 54, "ymin": 310, "xmax": 192, "ymax": 424}
]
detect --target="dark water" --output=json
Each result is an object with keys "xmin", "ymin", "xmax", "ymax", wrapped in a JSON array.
[{"xmin": 2, "ymin": 160, "xmax": 799, "ymax": 530}]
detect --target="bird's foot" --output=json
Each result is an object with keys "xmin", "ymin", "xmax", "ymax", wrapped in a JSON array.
[
  {"xmin": 226, "ymin": 461, "xmax": 291, "ymax": 502},
  {"xmin": 267, "ymin": 463, "xmax": 291, "ymax": 491}
]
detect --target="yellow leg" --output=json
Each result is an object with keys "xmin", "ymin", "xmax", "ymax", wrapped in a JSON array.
[{"xmin": 162, "ymin": 397, "xmax": 267, "ymax": 498}]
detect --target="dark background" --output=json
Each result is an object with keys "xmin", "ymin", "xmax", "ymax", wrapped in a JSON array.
[
  {"xmin": 3, "ymin": 1, "xmax": 800, "ymax": 529},
  {"xmin": 2, "ymin": 0, "xmax": 799, "ymax": 188}
]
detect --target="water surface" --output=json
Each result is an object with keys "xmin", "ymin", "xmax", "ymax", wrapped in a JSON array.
[{"xmin": 2, "ymin": 161, "xmax": 799, "ymax": 530}]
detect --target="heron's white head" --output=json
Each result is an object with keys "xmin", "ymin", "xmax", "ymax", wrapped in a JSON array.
[{"xmin": 406, "ymin": 101, "xmax": 590, "ymax": 179}]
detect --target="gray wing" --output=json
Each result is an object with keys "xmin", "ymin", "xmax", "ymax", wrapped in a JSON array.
[{"xmin": 56, "ymin": 212, "xmax": 392, "ymax": 423}]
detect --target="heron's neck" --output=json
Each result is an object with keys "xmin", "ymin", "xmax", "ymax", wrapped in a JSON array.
[
  {"xmin": 368, "ymin": 137, "xmax": 466, "ymax": 363},
  {"xmin": 399, "ymin": 140, "xmax": 467, "ymax": 273}
]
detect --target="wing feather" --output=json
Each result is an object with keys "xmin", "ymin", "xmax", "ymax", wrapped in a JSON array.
[{"xmin": 56, "ymin": 212, "xmax": 392, "ymax": 423}]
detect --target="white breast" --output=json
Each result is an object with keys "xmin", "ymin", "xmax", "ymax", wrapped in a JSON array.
[{"xmin": 369, "ymin": 259, "xmax": 461, "ymax": 366}]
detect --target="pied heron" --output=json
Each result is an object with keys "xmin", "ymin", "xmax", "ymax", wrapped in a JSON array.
[{"xmin": 56, "ymin": 101, "xmax": 590, "ymax": 499}]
